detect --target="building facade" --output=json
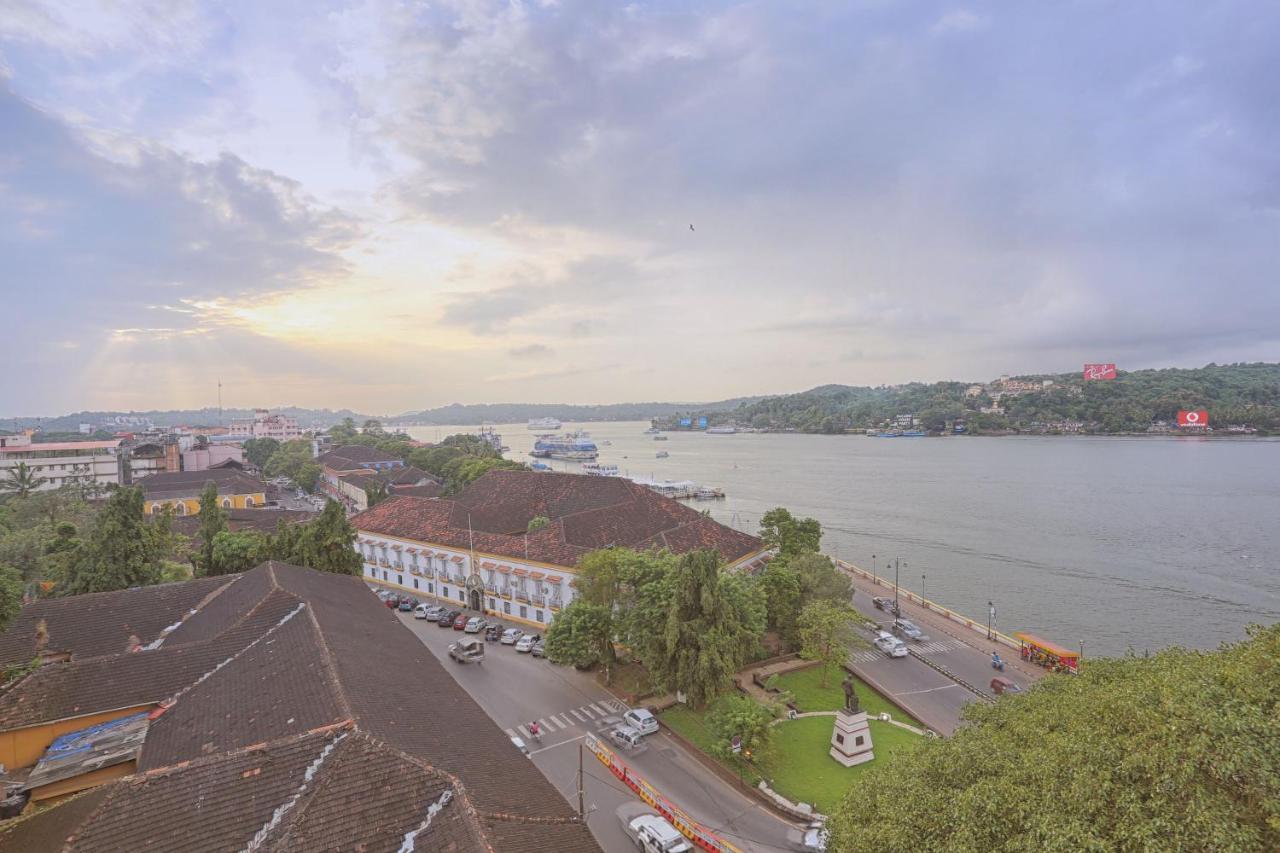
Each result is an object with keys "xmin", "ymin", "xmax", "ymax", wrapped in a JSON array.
[
  {"xmin": 227, "ymin": 409, "xmax": 302, "ymax": 441},
  {"xmin": 138, "ymin": 470, "xmax": 267, "ymax": 515},
  {"xmin": 0, "ymin": 433, "xmax": 122, "ymax": 492},
  {"xmin": 352, "ymin": 470, "xmax": 770, "ymax": 628}
]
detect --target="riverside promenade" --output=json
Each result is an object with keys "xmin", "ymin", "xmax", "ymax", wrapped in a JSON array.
[{"xmin": 834, "ymin": 559, "xmax": 1048, "ymax": 736}]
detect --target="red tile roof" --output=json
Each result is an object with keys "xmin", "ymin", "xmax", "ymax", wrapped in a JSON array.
[{"xmin": 352, "ymin": 470, "xmax": 764, "ymax": 568}]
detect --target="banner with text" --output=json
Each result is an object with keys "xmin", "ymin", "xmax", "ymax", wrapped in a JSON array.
[
  {"xmin": 1083, "ymin": 363, "xmax": 1117, "ymax": 380},
  {"xmin": 1177, "ymin": 410, "xmax": 1209, "ymax": 428}
]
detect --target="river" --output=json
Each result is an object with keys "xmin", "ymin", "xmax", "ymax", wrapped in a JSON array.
[{"xmin": 404, "ymin": 422, "xmax": 1280, "ymax": 656}]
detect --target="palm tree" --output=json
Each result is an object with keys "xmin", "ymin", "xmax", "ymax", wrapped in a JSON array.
[{"xmin": 0, "ymin": 462, "xmax": 46, "ymax": 498}]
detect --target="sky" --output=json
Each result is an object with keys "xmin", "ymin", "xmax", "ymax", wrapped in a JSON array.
[{"xmin": 2, "ymin": 1, "xmax": 1277, "ymax": 416}]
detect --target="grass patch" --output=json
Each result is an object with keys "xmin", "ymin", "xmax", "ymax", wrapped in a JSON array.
[
  {"xmin": 771, "ymin": 666, "xmax": 920, "ymax": 726},
  {"xmin": 660, "ymin": 705, "xmax": 764, "ymax": 786},
  {"xmin": 603, "ymin": 660, "xmax": 653, "ymax": 699},
  {"xmin": 764, "ymin": 716, "xmax": 924, "ymax": 814}
]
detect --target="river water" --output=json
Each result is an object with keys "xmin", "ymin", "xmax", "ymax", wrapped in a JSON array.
[{"xmin": 405, "ymin": 422, "xmax": 1280, "ymax": 656}]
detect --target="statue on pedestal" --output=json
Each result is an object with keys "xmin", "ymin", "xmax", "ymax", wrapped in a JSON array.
[{"xmin": 842, "ymin": 674, "xmax": 860, "ymax": 715}]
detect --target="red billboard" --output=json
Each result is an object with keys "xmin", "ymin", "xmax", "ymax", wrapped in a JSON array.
[
  {"xmin": 1083, "ymin": 363, "xmax": 1116, "ymax": 381},
  {"xmin": 1177, "ymin": 410, "xmax": 1209, "ymax": 428}
]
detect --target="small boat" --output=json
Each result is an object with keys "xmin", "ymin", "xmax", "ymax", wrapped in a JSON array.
[
  {"xmin": 528, "ymin": 417, "xmax": 562, "ymax": 430},
  {"xmin": 582, "ymin": 463, "xmax": 620, "ymax": 477},
  {"xmin": 901, "ymin": 430, "xmax": 926, "ymax": 437},
  {"xmin": 653, "ymin": 435, "xmax": 668, "ymax": 441},
  {"xmin": 644, "ymin": 427, "xmax": 660, "ymax": 434},
  {"xmin": 695, "ymin": 486, "xmax": 725, "ymax": 500},
  {"xmin": 876, "ymin": 430, "xmax": 903, "ymax": 437},
  {"xmin": 655, "ymin": 451, "xmax": 669, "ymax": 459},
  {"xmin": 706, "ymin": 425, "xmax": 737, "ymax": 435},
  {"xmin": 530, "ymin": 462, "xmax": 552, "ymax": 471}
]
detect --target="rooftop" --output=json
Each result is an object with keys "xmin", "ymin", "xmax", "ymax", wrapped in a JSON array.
[
  {"xmin": 317, "ymin": 445, "xmax": 404, "ymax": 469},
  {"xmin": 136, "ymin": 469, "xmax": 266, "ymax": 499},
  {"xmin": 352, "ymin": 469, "xmax": 764, "ymax": 568},
  {"xmin": 0, "ymin": 439, "xmax": 121, "ymax": 455}
]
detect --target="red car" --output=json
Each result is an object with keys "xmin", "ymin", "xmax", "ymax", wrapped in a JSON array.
[
  {"xmin": 384, "ymin": 595, "xmax": 400, "ymax": 609},
  {"xmin": 452, "ymin": 613, "xmax": 468, "ymax": 630}
]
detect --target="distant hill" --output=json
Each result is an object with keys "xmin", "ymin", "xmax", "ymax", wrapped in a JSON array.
[
  {"xmin": 658, "ymin": 363, "xmax": 1280, "ymax": 436},
  {"xmin": 391, "ymin": 397, "xmax": 762, "ymax": 425},
  {"xmin": 2, "ymin": 407, "xmax": 376, "ymax": 433}
]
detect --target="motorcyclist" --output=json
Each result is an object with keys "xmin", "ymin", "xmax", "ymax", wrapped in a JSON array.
[
  {"xmin": 529, "ymin": 721, "xmax": 541, "ymax": 740},
  {"xmin": 991, "ymin": 652, "xmax": 1004, "ymax": 670}
]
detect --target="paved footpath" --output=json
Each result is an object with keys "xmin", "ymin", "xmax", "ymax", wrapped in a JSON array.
[{"xmin": 836, "ymin": 561, "xmax": 1046, "ymax": 735}]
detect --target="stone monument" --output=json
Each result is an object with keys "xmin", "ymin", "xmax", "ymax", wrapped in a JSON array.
[{"xmin": 829, "ymin": 675, "xmax": 874, "ymax": 766}]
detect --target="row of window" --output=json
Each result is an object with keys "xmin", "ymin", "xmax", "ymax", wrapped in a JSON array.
[{"xmin": 367, "ymin": 566, "xmax": 549, "ymax": 624}]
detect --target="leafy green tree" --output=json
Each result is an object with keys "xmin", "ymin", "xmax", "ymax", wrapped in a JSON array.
[
  {"xmin": 286, "ymin": 500, "xmax": 361, "ymax": 575},
  {"xmin": 792, "ymin": 552, "xmax": 852, "ymax": 605},
  {"xmin": 210, "ymin": 530, "xmax": 268, "ymax": 575},
  {"xmin": 364, "ymin": 480, "xmax": 390, "ymax": 508},
  {"xmin": 295, "ymin": 462, "xmax": 321, "ymax": 492},
  {"xmin": 796, "ymin": 600, "xmax": 859, "ymax": 686},
  {"xmin": 655, "ymin": 549, "xmax": 766, "ymax": 707},
  {"xmin": 544, "ymin": 602, "xmax": 614, "ymax": 672},
  {"xmin": 759, "ymin": 560, "xmax": 803, "ymax": 635},
  {"xmin": 705, "ymin": 693, "xmax": 776, "ymax": 762},
  {"xmin": 62, "ymin": 487, "xmax": 166, "ymax": 594},
  {"xmin": 829, "ymin": 624, "xmax": 1280, "ymax": 852},
  {"xmin": 242, "ymin": 437, "xmax": 281, "ymax": 469},
  {"xmin": 0, "ymin": 565, "xmax": 23, "ymax": 631},
  {"xmin": 0, "ymin": 462, "xmax": 46, "ymax": 498},
  {"xmin": 362, "ymin": 419, "xmax": 384, "ymax": 435},
  {"xmin": 527, "ymin": 515, "xmax": 550, "ymax": 533},
  {"xmin": 328, "ymin": 417, "xmax": 359, "ymax": 443},
  {"xmin": 196, "ymin": 481, "xmax": 227, "ymax": 576},
  {"xmin": 759, "ymin": 507, "xmax": 822, "ymax": 557},
  {"xmin": 0, "ymin": 526, "xmax": 46, "ymax": 582},
  {"xmin": 263, "ymin": 439, "xmax": 317, "ymax": 482}
]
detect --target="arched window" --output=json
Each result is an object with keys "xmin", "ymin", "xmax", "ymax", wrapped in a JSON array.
[
  {"xmin": 176, "ymin": 503, "xmax": 186, "ymax": 516},
  {"xmin": 222, "ymin": 498, "xmax": 232, "ymax": 509},
  {"xmin": 244, "ymin": 496, "xmax": 255, "ymax": 508}
]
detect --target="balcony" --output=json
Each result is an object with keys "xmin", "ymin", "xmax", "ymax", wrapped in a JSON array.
[
  {"xmin": 484, "ymin": 584, "xmax": 498, "ymax": 594},
  {"xmin": 514, "ymin": 591, "xmax": 530, "ymax": 603},
  {"xmin": 378, "ymin": 559, "xmax": 390, "ymax": 568},
  {"xmin": 530, "ymin": 594, "xmax": 547, "ymax": 607},
  {"xmin": 548, "ymin": 598, "xmax": 563, "ymax": 611},
  {"xmin": 499, "ymin": 590, "xmax": 512, "ymax": 600}
]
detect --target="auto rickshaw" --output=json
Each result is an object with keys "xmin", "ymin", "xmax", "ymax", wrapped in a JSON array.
[{"xmin": 990, "ymin": 676, "xmax": 1020, "ymax": 695}]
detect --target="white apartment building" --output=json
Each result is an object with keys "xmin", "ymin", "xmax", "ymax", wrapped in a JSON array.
[
  {"xmin": 0, "ymin": 433, "xmax": 122, "ymax": 491},
  {"xmin": 228, "ymin": 409, "xmax": 302, "ymax": 441}
]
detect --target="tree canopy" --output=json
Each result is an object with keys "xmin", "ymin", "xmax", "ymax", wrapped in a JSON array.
[
  {"xmin": 61, "ymin": 487, "xmax": 170, "ymax": 594},
  {"xmin": 759, "ymin": 507, "xmax": 822, "ymax": 557},
  {"xmin": 828, "ymin": 624, "xmax": 1280, "ymax": 852}
]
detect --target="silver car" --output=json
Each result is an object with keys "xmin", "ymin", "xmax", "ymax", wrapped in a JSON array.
[
  {"xmin": 873, "ymin": 631, "xmax": 909, "ymax": 658},
  {"xmin": 892, "ymin": 618, "xmax": 928, "ymax": 642}
]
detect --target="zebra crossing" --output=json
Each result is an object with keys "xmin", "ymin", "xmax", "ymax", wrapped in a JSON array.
[
  {"xmin": 505, "ymin": 698, "xmax": 629, "ymax": 740},
  {"xmin": 850, "ymin": 638, "xmax": 967, "ymax": 663}
]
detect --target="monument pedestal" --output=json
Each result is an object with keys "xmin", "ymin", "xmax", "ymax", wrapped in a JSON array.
[{"xmin": 829, "ymin": 710, "xmax": 874, "ymax": 767}]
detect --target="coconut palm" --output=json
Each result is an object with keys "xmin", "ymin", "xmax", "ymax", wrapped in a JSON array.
[{"xmin": 0, "ymin": 462, "xmax": 46, "ymax": 498}]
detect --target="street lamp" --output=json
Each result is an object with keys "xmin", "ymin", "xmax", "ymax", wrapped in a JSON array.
[
  {"xmin": 871, "ymin": 554, "xmax": 877, "ymax": 586},
  {"xmin": 921, "ymin": 572, "xmax": 927, "ymax": 602},
  {"xmin": 894, "ymin": 559, "xmax": 905, "ymax": 613},
  {"xmin": 987, "ymin": 601, "xmax": 995, "ymax": 641}
]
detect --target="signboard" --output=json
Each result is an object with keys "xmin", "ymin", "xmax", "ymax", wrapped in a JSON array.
[
  {"xmin": 1177, "ymin": 410, "xmax": 1209, "ymax": 428},
  {"xmin": 679, "ymin": 418, "xmax": 692, "ymax": 428},
  {"xmin": 1083, "ymin": 363, "xmax": 1116, "ymax": 381},
  {"xmin": 697, "ymin": 416, "xmax": 708, "ymax": 429}
]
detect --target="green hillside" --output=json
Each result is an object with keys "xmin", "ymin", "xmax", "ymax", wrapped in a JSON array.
[{"xmin": 661, "ymin": 363, "xmax": 1280, "ymax": 435}]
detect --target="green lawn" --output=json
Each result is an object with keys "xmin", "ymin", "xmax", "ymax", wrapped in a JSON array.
[
  {"xmin": 660, "ymin": 705, "xmax": 764, "ymax": 786},
  {"xmin": 770, "ymin": 665, "xmax": 920, "ymax": 726},
  {"xmin": 763, "ymin": 716, "xmax": 924, "ymax": 814}
]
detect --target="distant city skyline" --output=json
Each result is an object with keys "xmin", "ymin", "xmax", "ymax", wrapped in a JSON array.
[{"xmin": 3, "ymin": 1, "xmax": 1278, "ymax": 414}]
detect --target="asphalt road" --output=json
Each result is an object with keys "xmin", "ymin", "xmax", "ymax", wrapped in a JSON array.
[
  {"xmin": 842, "ymin": 581, "xmax": 1039, "ymax": 735},
  {"xmin": 394, "ymin": 609, "xmax": 800, "ymax": 853}
]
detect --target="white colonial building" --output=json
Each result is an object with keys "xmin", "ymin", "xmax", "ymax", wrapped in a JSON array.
[{"xmin": 351, "ymin": 469, "xmax": 769, "ymax": 628}]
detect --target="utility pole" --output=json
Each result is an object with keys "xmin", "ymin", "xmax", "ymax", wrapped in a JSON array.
[
  {"xmin": 894, "ymin": 558, "xmax": 902, "ymax": 613},
  {"xmin": 577, "ymin": 743, "xmax": 585, "ymax": 820},
  {"xmin": 871, "ymin": 554, "xmax": 877, "ymax": 586},
  {"xmin": 987, "ymin": 601, "xmax": 995, "ymax": 641}
]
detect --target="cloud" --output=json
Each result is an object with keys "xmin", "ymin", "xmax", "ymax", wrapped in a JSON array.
[
  {"xmin": 508, "ymin": 343, "xmax": 555, "ymax": 358},
  {"xmin": 932, "ymin": 10, "xmax": 989, "ymax": 36}
]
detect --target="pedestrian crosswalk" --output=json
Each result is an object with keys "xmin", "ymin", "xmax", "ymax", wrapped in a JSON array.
[
  {"xmin": 506, "ymin": 698, "xmax": 629, "ymax": 740},
  {"xmin": 849, "ymin": 638, "xmax": 967, "ymax": 664}
]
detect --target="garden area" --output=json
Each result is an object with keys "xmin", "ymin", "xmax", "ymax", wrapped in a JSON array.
[{"xmin": 659, "ymin": 665, "xmax": 926, "ymax": 815}]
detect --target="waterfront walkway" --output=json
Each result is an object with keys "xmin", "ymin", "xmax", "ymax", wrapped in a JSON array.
[{"xmin": 835, "ymin": 559, "xmax": 1047, "ymax": 735}]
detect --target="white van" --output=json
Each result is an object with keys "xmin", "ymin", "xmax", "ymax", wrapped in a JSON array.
[
  {"xmin": 622, "ymin": 708, "xmax": 659, "ymax": 736},
  {"xmin": 627, "ymin": 814, "xmax": 692, "ymax": 853},
  {"xmin": 609, "ymin": 725, "xmax": 643, "ymax": 750}
]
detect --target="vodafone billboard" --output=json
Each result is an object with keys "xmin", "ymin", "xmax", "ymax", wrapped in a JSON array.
[
  {"xmin": 1177, "ymin": 410, "xmax": 1209, "ymax": 428},
  {"xmin": 1083, "ymin": 363, "xmax": 1117, "ymax": 380}
]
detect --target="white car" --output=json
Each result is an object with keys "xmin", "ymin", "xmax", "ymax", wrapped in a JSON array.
[
  {"xmin": 464, "ymin": 617, "xmax": 486, "ymax": 633},
  {"xmin": 873, "ymin": 631, "xmax": 909, "ymax": 658},
  {"xmin": 500, "ymin": 628, "xmax": 524, "ymax": 645},
  {"xmin": 622, "ymin": 708, "xmax": 659, "ymax": 736},
  {"xmin": 515, "ymin": 634, "xmax": 540, "ymax": 653},
  {"xmin": 509, "ymin": 736, "xmax": 530, "ymax": 757},
  {"xmin": 625, "ymin": 813, "xmax": 691, "ymax": 853},
  {"xmin": 414, "ymin": 604, "xmax": 439, "ymax": 620}
]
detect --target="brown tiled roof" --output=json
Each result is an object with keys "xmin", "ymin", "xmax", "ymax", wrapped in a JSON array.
[
  {"xmin": 0, "ymin": 562, "xmax": 600, "ymax": 852},
  {"xmin": 138, "ymin": 469, "xmax": 267, "ymax": 500},
  {"xmin": 0, "ymin": 576, "xmax": 231, "ymax": 668},
  {"xmin": 352, "ymin": 470, "xmax": 764, "ymax": 568},
  {"xmin": 317, "ymin": 445, "xmax": 403, "ymax": 470},
  {"xmin": 392, "ymin": 482, "xmax": 442, "ymax": 498},
  {"xmin": 167, "ymin": 507, "xmax": 317, "ymax": 541},
  {"xmin": 1, "ymin": 729, "xmax": 495, "ymax": 853}
]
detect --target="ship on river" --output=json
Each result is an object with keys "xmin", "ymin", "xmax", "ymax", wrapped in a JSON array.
[
  {"xmin": 528, "ymin": 417, "xmax": 562, "ymax": 430},
  {"xmin": 529, "ymin": 432, "xmax": 599, "ymax": 461}
]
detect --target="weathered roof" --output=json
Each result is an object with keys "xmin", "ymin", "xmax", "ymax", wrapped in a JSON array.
[
  {"xmin": 1, "ymin": 727, "xmax": 492, "ymax": 853},
  {"xmin": 0, "ymin": 575, "xmax": 231, "ymax": 668},
  {"xmin": 138, "ymin": 470, "xmax": 267, "ymax": 500},
  {"xmin": 352, "ymin": 470, "xmax": 765, "ymax": 568},
  {"xmin": 0, "ymin": 562, "xmax": 599, "ymax": 852},
  {"xmin": 317, "ymin": 445, "xmax": 403, "ymax": 470},
  {"xmin": 167, "ymin": 507, "xmax": 317, "ymax": 541}
]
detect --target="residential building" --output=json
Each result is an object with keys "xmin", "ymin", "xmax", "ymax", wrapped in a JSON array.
[
  {"xmin": 338, "ymin": 465, "xmax": 440, "ymax": 512},
  {"xmin": 227, "ymin": 408, "xmax": 302, "ymax": 441},
  {"xmin": 317, "ymin": 445, "xmax": 405, "ymax": 503},
  {"xmin": 137, "ymin": 469, "xmax": 268, "ymax": 515},
  {"xmin": 181, "ymin": 444, "xmax": 246, "ymax": 472},
  {"xmin": 352, "ymin": 470, "xmax": 770, "ymax": 629},
  {"xmin": 0, "ymin": 562, "xmax": 599, "ymax": 852},
  {"xmin": 965, "ymin": 384, "xmax": 985, "ymax": 398},
  {"xmin": 0, "ymin": 432, "xmax": 121, "ymax": 492}
]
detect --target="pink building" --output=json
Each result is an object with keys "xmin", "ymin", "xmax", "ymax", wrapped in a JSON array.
[
  {"xmin": 182, "ymin": 445, "xmax": 247, "ymax": 472},
  {"xmin": 228, "ymin": 409, "xmax": 302, "ymax": 441}
]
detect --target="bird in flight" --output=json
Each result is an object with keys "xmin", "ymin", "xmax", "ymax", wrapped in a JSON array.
[{"xmin": 689, "ymin": 224, "xmax": 695, "ymax": 231}]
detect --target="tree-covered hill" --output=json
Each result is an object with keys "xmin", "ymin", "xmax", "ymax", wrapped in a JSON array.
[{"xmin": 662, "ymin": 363, "xmax": 1280, "ymax": 435}]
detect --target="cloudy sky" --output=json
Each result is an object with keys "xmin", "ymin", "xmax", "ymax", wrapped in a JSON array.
[{"xmin": 2, "ymin": 1, "xmax": 1277, "ymax": 416}]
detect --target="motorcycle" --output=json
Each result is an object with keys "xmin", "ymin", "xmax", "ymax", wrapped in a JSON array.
[{"xmin": 991, "ymin": 653, "xmax": 1005, "ymax": 672}]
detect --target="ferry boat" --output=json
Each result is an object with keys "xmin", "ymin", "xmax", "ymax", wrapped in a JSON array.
[
  {"xmin": 706, "ymin": 425, "xmax": 737, "ymax": 434},
  {"xmin": 630, "ymin": 478, "xmax": 698, "ymax": 499},
  {"xmin": 901, "ymin": 429, "xmax": 926, "ymax": 437},
  {"xmin": 528, "ymin": 417, "xmax": 562, "ymax": 430},
  {"xmin": 529, "ymin": 432, "xmax": 599, "ymax": 461},
  {"xmin": 655, "ymin": 450, "xmax": 669, "ymax": 459},
  {"xmin": 582, "ymin": 463, "xmax": 620, "ymax": 477},
  {"xmin": 695, "ymin": 486, "xmax": 725, "ymax": 500},
  {"xmin": 875, "ymin": 430, "xmax": 903, "ymax": 437},
  {"xmin": 477, "ymin": 426, "xmax": 505, "ymax": 452}
]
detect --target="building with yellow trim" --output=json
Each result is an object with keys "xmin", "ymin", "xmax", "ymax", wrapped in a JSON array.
[
  {"xmin": 351, "ymin": 469, "xmax": 769, "ymax": 629},
  {"xmin": 137, "ymin": 468, "xmax": 267, "ymax": 515}
]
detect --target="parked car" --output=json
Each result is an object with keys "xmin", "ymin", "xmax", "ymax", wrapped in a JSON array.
[
  {"xmin": 500, "ymin": 628, "xmax": 524, "ymax": 645},
  {"xmin": 873, "ymin": 630, "xmax": 909, "ymax": 658},
  {"xmin": 872, "ymin": 596, "xmax": 900, "ymax": 616},
  {"xmin": 413, "ymin": 604, "xmax": 434, "ymax": 620},
  {"xmin": 397, "ymin": 598, "xmax": 417, "ymax": 612},
  {"xmin": 786, "ymin": 822, "xmax": 828, "ymax": 852},
  {"xmin": 485, "ymin": 625, "xmax": 502, "ymax": 642},
  {"xmin": 622, "ymin": 708, "xmax": 659, "ymax": 736},
  {"xmin": 452, "ymin": 613, "xmax": 469, "ymax": 630},
  {"xmin": 464, "ymin": 617, "xmax": 487, "ymax": 633},
  {"xmin": 608, "ymin": 725, "xmax": 644, "ymax": 750},
  {"xmin": 375, "ymin": 589, "xmax": 392, "ymax": 601},
  {"xmin": 509, "ymin": 735, "xmax": 530, "ymax": 757},
  {"xmin": 438, "ymin": 609, "xmax": 461, "ymax": 627},
  {"xmin": 448, "ymin": 638, "xmax": 485, "ymax": 664},
  {"xmin": 530, "ymin": 640, "xmax": 545, "ymax": 658},
  {"xmin": 384, "ymin": 595, "xmax": 400, "ymax": 609},
  {"xmin": 621, "ymin": 809, "xmax": 689, "ymax": 853},
  {"xmin": 892, "ymin": 618, "xmax": 928, "ymax": 642},
  {"xmin": 515, "ymin": 634, "xmax": 541, "ymax": 653}
]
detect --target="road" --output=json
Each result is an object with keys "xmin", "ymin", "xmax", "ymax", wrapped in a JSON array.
[
  {"xmin": 841, "ymin": 573, "xmax": 1041, "ymax": 735},
  {"xmin": 394, "ymin": 610, "xmax": 800, "ymax": 853}
]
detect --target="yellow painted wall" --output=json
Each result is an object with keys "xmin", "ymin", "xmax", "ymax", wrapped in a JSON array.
[
  {"xmin": 0, "ymin": 705, "xmax": 157, "ymax": 769},
  {"xmin": 145, "ymin": 492, "xmax": 265, "ymax": 515},
  {"xmin": 28, "ymin": 761, "xmax": 136, "ymax": 804}
]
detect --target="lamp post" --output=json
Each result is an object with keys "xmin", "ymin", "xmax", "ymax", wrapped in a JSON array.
[
  {"xmin": 894, "ymin": 558, "xmax": 904, "ymax": 613},
  {"xmin": 987, "ymin": 601, "xmax": 995, "ymax": 641},
  {"xmin": 871, "ymin": 554, "xmax": 877, "ymax": 586},
  {"xmin": 921, "ymin": 572, "xmax": 927, "ymax": 602}
]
